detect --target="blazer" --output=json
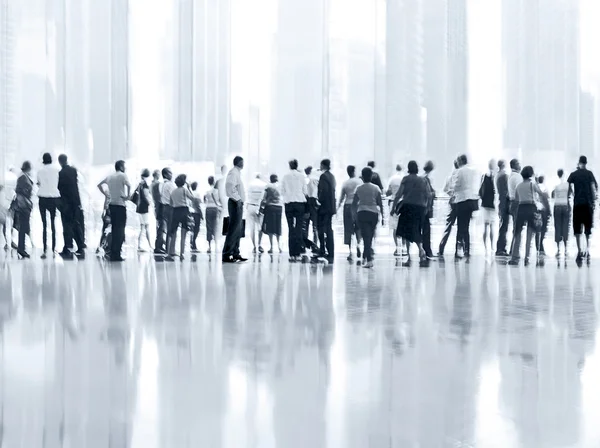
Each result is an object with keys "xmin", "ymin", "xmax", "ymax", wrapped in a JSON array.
[
  {"xmin": 58, "ymin": 165, "xmax": 82, "ymax": 206},
  {"xmin": 14, "ymin": 173, "xmax": 34, "ymax": 212},
  {"xmin": 318, "ymin": 170, "xmax": 337, "ymax": 214}
]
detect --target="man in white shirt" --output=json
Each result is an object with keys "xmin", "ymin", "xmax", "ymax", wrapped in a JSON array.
[
  {"xmin": 282, "ymin": 159, "xmax": 309, "ymax": 260},
  {"xmin": 246, "ymin": 173, "xmax": 267, "ymax": 254},
  {"xmin": 386, "ymin": 164, "xmax": 404, "ymax": 255},
  {"xmin": 37, "ymin": 152, "xmax": 61, "ymax": 258},
  {"xmin": 452, "ymin": 154, "xmax": 480, "ymax": 258},
  {"xmin": 223, "ymin": 156, "xmax": 247, "ymax": 263}
]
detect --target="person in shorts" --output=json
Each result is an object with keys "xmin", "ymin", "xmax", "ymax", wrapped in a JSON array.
[
  {"xmin": 567, "ymin": 155, "xmax": 598, "ymax": 261},
  {"xmin": 479, "ymin": 159, "xmax": 497, "ymax": 252}
]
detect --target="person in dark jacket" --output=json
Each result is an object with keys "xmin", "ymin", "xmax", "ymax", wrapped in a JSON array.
[
  {"xmin": 14, "ymin": 161, "xmax": 34, "ymax": 259},
  {"xmin": 421, "ymin": 161, "xmax": 435, "ymax": 259},
  {"xmin": 58, "ymin": 154, "xmax": 85, "ymax": 259},
  {"xmin": 367, "ymin": 161, "xmax": 384, "ymax": 191},
  {"xmin": 316, "ymin": 159, "xmax": 336, "ymax": 262},
  {"xmin": 495, "ymin": 159, "xmax": 510, "ymax": 256},
  {"xmin": 480, "ymin": 159, "xmax": 497, "ymax": 253}
]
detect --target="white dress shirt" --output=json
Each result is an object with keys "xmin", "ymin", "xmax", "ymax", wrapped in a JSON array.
[
  {"xmin": 37, "ymin": 164, "xmax": 60, "ymax": 198},
  {"xmin": 226, "ymin": 167, "xmax": 246, "ymax": 202},
  {"xmin": 452, "ymin": 165, "xmax": 480, "ymax": 203},
  {"xmin": 246, "ymin": 178, "xmax": 267, "ymax": 206},
  {"xmin": 161, "ymin": 180, "xmax": 176, "ymax": 205},
  {"xmin": 307, "ymin": 172, "xmax": 320, "ymax": 199},
  {"xmin": 508, "ymin": 171, "xmax": 523, "ymax": 200},
  {"xmin": 281, "ymin": 170, "xmax": 308, "ymax": 204}
]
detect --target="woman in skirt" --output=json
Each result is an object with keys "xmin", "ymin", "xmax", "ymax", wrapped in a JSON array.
[
  {"xmin": 262, "ymin": 174, "xmax": 283, "ymax": 253},
  {"xmin": 204, "ymin": 176, "xmax": 222, "ymax": 254},
  {"xmin": 391, "ymin": 160, "xmax": 428, "ymax": 266},
  {"xmin": 338, "ymin": 165, "xmax": 363, "ymax": 261}
]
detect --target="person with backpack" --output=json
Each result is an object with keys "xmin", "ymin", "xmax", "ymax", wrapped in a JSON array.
[
  {"xmin": 480, "ymin": 159, "xmax": 497, "ymax": 253},
  {"xmin": 133, "ymin": 169, "xmax": 153, "ymax": 252}
]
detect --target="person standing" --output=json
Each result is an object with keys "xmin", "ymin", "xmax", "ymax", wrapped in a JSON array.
[
  {"xmin": 97, "ymin": 160, "xmax": 131, "ymax": 262},
  {"xmin": 338, "ymin": 165, "xmax": 362, "ymax": 261},
  {"xmin": 304, "ymin": 165, "xmax": 319, "ymax": 250},
  {"xmin": 223, "ymin": 156, "xmax": 247, "ymax": 263},
  {"xmin": 316, "ymin": 159, "xmax": 336, "ymax": 263},
  {"xmin": 37, "ymin": 153, "xmax": 60, "ymax": 259},
  {"xmin": 535, "ymin": 175, "xmax": 551, "ymax": 255},
  {"xmin": 367, "ymin": 161, "xmax": 384, "ymax": 191},
  {"xmin": 135, "ymin": 169, "xmax": 153, "ymax": 252},
  {"xmin": 507, "ymin": 159, "xmax": 523, "ymax": 253},
  {"xmin": 166, "ymin": 174, "xmax": 194, "ymax": 261},
  {"xmin": 386, "ymin": 164, "xmax": 404, "ymax": 256},
  {"xmin": 495, "ymin": 160, "xmax": 510, "ymax": 256},
  {"xmin": 422, "ymin": 161, "xmax": 436, "ymax": 259},
  {"xmin": 151, "ymin": 170, "xmax": 163, "ymax": 253},
  {"xmin": 353, "ymin": 166, "xmax": 384, "ymax": 268},
  {"xmin": 190, "ymin": 182, "xmax": 203, "ymax": 253},
  {"xmin": 246, "ymin": 173, "xmax": 267, "ymax": 254},
  {"xmin": 552, "ymin": 169, "xmax": 572, "ymax": 257},
  {"xmin": 262, "ymin": 174, "xmax": 283, "ymax": 254},
  {"xmin": 204, "ymin": 176, "xmax": 222, "ymax": 254},
  {"xmin": 58, "ymin": 154, "xmax": 85, "ymax": 259},
  {"xmin": 437, "ymin": 159, "xmax": 459, "ymax": 257},
  {"xmin": 480, "ymin": 159, "xmax": 497, "ymax": 253},
  {"xmin": 567, "ymin": 155, "xmax": 598, "ymax": 261},
  {"xmin": 452, "ymin": 154, "xmax": 480, "ymax": 259},
  {"xmin": 159, "ymin": 168, "xmax": 176, "ymax": 256},
  {"xmin": 282, "ymin": 159, "xmax": 309, "ymax": 261},
  {"xmin": 508, "ymin": 166, "xmax": 544, "ymax": 266},
  {"xmin": 14, "ymin": 161, "xmax": 34, "ymax": 259}
]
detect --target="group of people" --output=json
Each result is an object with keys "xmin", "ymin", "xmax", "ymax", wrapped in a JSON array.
[{"xmin": 1, "ymin": 152, "xmax": 596, "ymax": 267}]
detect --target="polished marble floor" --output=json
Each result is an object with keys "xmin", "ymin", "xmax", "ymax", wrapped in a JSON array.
[{"xmin": 1, "ymin": 251, "xmax": 600, "ymax": 447}]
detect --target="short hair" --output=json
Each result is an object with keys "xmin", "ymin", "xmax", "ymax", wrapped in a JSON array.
[
  {"xmin": 407, "ymin": 160, "xmax": 419, "ymax": 175},
  {"xmin": 289, "ymin": 159, "xmax": 299, "ymax": 170},
  {"xmin": 424, "ymin": 160, "xmax": 434, "ymax": 173},
  {"xmin": 521, "ymin": 165, "xmax": 534, "ymax": 180},
  {"xmin": 453, "ymin": 160, "xmax": 459, "ymax": 169},
  {"xmin": 305, "ymin": 166, "xmax": 313, "ymax": 175},
  {"xmin": 557, "ymin": 169, "xmax": 564, "ymax": 178},
  {"xmin": 396, "ymin": 164, "xmax": 402, "ymax": 172},
  {"xmin": 191, "ymin": 181, "xmax": 198, "ymax": 191},
  {"xmin": 152, "ymin": 169, "xmax": 161, "ymax": 179},
  {"xmin": 42, "ymin": 153, "xmax": 52, "ymax": 165},
  {"xmin": 21, "ymin": 161, "xmax": 32, "ymax": 172},
  {"xmin": 361, "ymin": 166, "xmax": 373, "ymax": 182},
  {"xmin": 346, "ymin": 165, "xmax": 356, "ymax": 177},
  {"xmin": 162, "ymin": 167, "xmax": 172, "ymax": 179},
  {"xmin": 537, "ymin": 175, "xmax": 545, "ymax": 184},
  {"xmin": 509, "ymin": 158, "xmax": 519, "ymax": 170},
  {"xmin": 233, "ymin": 156, "xmax": 244, "ymax": 167},
  {"xmin": 175, "ymin": 174, "xmax": 187, "ymax": 187},
  {"xmin": 457, "ymin": 154, "xmax": 468, "ymax": 166},
  {"xmin": 115, "ymin": 160, "xmax": 125, "ymax": 172},
  {"xmin": 579, "ymin": 155, "xmax": 588, "ymax": 165},
  {"xmin": 208, "ymin": 175, "xmax": 215, "ymax": 186},
  {"xmin": 270, "ymin": 174, "xmax": 278, "ymax": 183},
  {"xmin": 498, "ymin": 159, "xmax": 505, "ymax": 169},
  {"xmin": 367, "ymin": 161, "xmax": 376, "ymax": 168},
  {"xmin": 320, "ymin": 159, "xmax": 331, "ymax": 170},
  {"xmin": 58, "ymin": 154, "xmax": 68, "ymax": 165},
  {"xmin": 141, "ymin": 168, "xmax": 150, "ymax": 178}
]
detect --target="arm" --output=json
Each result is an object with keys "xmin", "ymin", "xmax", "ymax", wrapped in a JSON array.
[
  {"xmin": 97, "ymin": 178, "xmax": 108, "ymax": 197},
  {"xmin": 391, "ymin": 179, "xmax": 405, "ymax": 214},
  {"xmin": 143, "ymin": 187, "xmax": 152, "ymax": 204},
  {"xmin": 123, "ymin": 179, "xmax": 132, "ymax": 200},
  {"xmin": 376, "ymin": 191, "xmax": 383, "ymax": 214},
  {"xmin": 338, "ymin": 186, "xmax": 346, "ymax": 211}
]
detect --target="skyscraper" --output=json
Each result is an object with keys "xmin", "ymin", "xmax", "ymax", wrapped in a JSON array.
[{"xmin": 502, "ymin": 0, "xmax": 580, "ymax": 156}]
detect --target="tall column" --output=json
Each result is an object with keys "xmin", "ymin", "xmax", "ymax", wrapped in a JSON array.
[
  {"xmin": 110, "ymin": 0, "xmax": 130, "ymax": 161},
  {"xmin": 0, "ymin": 0, "xmax": 16, "ymax": 181}
]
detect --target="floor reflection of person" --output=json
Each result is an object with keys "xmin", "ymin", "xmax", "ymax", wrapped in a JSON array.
[{"xmin": 14, "ymin": 161, "xmax": 34, "ymax": 259}]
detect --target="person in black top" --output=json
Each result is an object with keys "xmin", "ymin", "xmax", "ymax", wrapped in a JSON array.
[
  {"xmin": 367, "ymin": 161, "xmax": 384, "ymax": 191},
  {"xmin": 14, "ymin": 161, "xmax": 34, "ymax": 259},
  {"xmin": 57, "ymin": 154, "xmax": 85, "ymax": 259},
  {"xmin": 495, "ymin": 160, "xmax": 510, "ymax": 256},
  {"xmin": 480, "ymin": 159, "xmax": 496, "ymax": 253},
  {"xmin": 316, "ymin": 159, "xmax": 336, "ymax": 262},
  {"xmin": 422, "ymin": 160, "xmax": 435, "ymax": 259},
  {"xmin": 567, "ymin": 155, "xmax": 598, "ymax": 261},
  {"xmin": 136, "ymin": 169, "xmax": 153, "ymax": 252}
]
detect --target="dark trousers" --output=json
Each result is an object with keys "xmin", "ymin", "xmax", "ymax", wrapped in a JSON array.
[
  {"xmin": 317, "ymin": 212, "xmax": 334, "ymax": 260},
  {"xmin": 61, "ymin": 201, "xmax": 84, "ymax": 252},
  {"xmin": 422, "ymin": 216, "xmax": 433, "ymax": 257},
  {"xmin": 17, "ymin": 209, "xmax": 31, "ymax": 253},
  {"xmin": 456, "ymin": 200, "xmax": 475, "ymax": 255},
  {"xmin": 496, "ymin": 200, "xmax": 510, "ymax": 253},
  {"xmin": 163, "ymin": 205, "xmax": 173, "ymax": 254},
  {"xmin": 536, "ymin": 209, "xmax": 549, "ymax": 253},
  {"xmin": 438, "ymin": 203, "xmax": 456, "ymax": 254},
  {"xmin": 223, "ymin": 199, "xmax": 244, "ymax": 258},
  {"xmin": 154, "ymin": 203, "xmax": 165, "ymax": 251},
  {"xmin": 191, "ymin": 213, "xmax": 202, "ymax": 249},
  {"xmin": 358, "ymin": 211, "xmax": 378, "ymax": 262},
  {"xmin": 303, "ymin": 198, "xmax": 319, "ymax": 247},
  {"xmin": 509, "ymin": 200, "xmax": 519, "ymax": 253},
  {"xmin": 285, "ymin": 202, "xmax": 306, "ymax": 256},
  {"xmin": 109, "ymin": 205, "xmax": 127, "ymax": 259},
  {"xmin": 39, "ymin": 197, "xmax": 57, "ymax": 252},
  {"xmin": 78, "ymin": 208, "xmax": 86, "ymax": 248},
  {"xmin": 554, "ymin": 205, "xmax": 570, "ymax": 243}
]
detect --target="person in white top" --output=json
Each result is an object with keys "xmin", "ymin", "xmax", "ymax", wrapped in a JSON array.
[
  {"xmin": 246, "ymin": 173, "xmax": 267, "ymax": 253},
  {"xmin": 282, "ymin": 159, "xmax": 309, "ymax": 260},
  {"xmin": 552, "ymin": 168, "xmax": 573, "ymax": 257},
  {"xmin": 451, "ymin": 154, "xmax": 481, "ymax": 258},
  {"xmin": 37, "ymin": 152, "xmax": 61, "ymax": 258},
  {"xmin": 303, "ymin": 165, "xmax": 320, "ymax": 248},
  {"xmin": 223, "ymin": 156, "xmax": 247, "ymax": 262},
  {"xmin": 386, "ymin": 164, "xmax": 404, "ymax": 254}
]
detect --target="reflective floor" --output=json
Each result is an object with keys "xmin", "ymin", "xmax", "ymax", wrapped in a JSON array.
[{"xmin": 1, "ymin": 251, "xmax": 600, "ymax": 447}]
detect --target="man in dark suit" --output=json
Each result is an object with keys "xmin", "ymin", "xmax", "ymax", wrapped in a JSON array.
[
  {"xmin": 367, "ymin": 161, "xmax": 384, "ymax": 191},
  {"xmin": 316, "ymin": 159, "xmax": 336, "ymax": 263},
  {"xmin": 58, "ymin": 154, "xmax": 85, "ymax": 259}
]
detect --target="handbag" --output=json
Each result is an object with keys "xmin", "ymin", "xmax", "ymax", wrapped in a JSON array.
[
  {"xmin": 531, "ymin": 182, "xmax": 543, "ymax": 230},
  {"xmin": 222, "ymin": 217, "xmax": 246, "ymax": 237}
]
